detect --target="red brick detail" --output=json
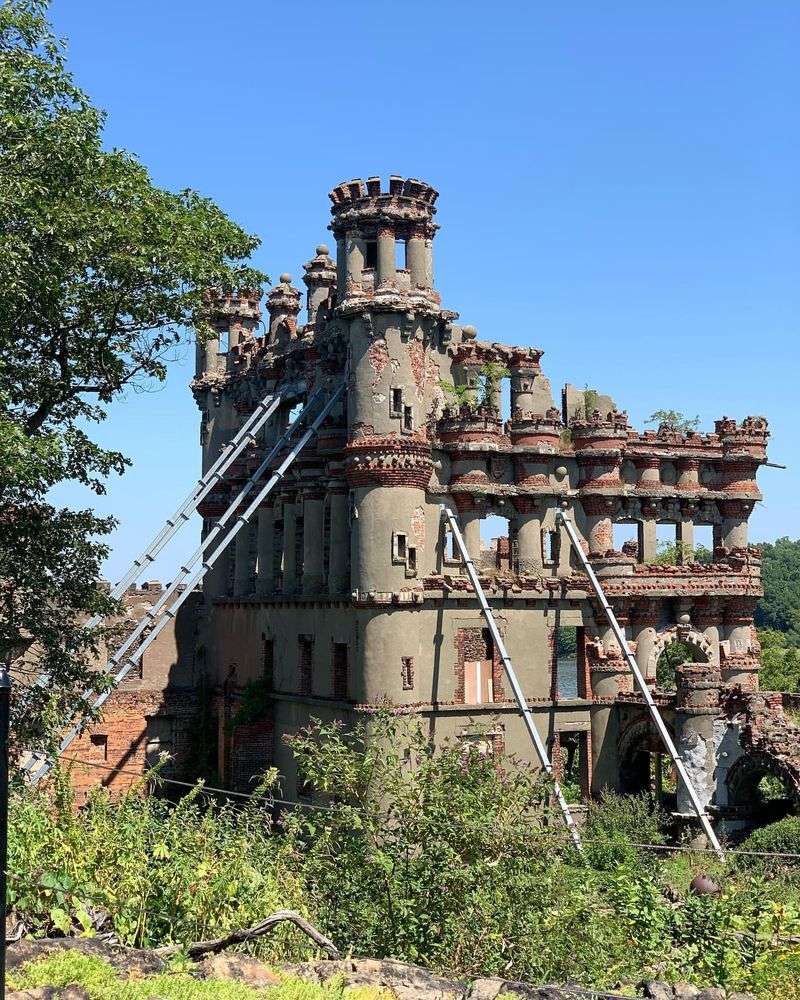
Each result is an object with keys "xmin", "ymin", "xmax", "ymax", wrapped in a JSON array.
[
  {"xmin": 344, "ymin": 437, "xmax": 433, "ymax": 489},
  {"xmin": 454, "ymin": 626, "xmax": 506, "ymax": 704}
]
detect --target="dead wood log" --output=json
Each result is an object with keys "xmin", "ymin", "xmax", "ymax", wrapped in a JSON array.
[{"xmin": 155, "ymin": 909, "xmax": 340, "ymax": 960}]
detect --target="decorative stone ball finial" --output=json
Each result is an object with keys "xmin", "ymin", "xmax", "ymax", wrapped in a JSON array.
[
  {"xmin": 462, "ymin": 325, "xmax": 477, "ymax": 341},
  {"xmin": 280, "ymin": 272, "xmax": 292, "ymax": 285},
  {"xmin": 315, "ymin": 244, "xmax": 330, "ymax": 256}
]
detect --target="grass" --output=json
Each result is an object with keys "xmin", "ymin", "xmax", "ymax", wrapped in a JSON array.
[{"xmin": 8, "ymin": 951, "xmax": 394, "ymax": 1000}]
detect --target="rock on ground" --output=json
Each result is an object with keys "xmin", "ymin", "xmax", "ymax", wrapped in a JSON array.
[{"xmin": 5, "ymin": 940, "xmax": 755, "ymax": 1000}]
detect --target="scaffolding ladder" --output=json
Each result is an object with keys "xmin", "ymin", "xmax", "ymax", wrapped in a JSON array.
[
  {"xmin": 555, "ymin": 509, "xmax": 725, "ymax": 860},
  {"xmin": 440, "ymin": 505, "xmax": 584, "ymax": 852},
  {"xmin": 28, "ymin": 380, "xmax": 345, "ymax": 785}
]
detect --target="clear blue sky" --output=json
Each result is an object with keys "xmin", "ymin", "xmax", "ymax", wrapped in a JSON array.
[{"xmin": 49, "ymin": 1, "xmax": 798, "ymax": 584}]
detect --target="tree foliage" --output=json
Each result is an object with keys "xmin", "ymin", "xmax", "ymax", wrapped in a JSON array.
[
  {"xmin": 645, "ymin": 409, "xmax": 701, "ymax": 433},
  {"xmin": 756, "ymin": 538, "xmax": 800, "ymax": 643},
  {"xmin": 0, "ymin": 0, "xmax": 266, "ymax": 747}
]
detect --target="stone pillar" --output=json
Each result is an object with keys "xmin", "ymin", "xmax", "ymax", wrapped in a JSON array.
[
  {"xmin": 675, "ymin": 663, "xmax": 721, "ymax": 815},
  {"xmin": 233, "ymin": 520, "xmax": 253, "ymax": 597},
  {"xmin": 454, "ymin": 498, "xmax": 483, "ymax": 567},
  {"xmin": 515, "ymin": 499, "xmax": 543, "ymax": 574},
  {"xmin": 327, "ymin": 487, "xmax": 350, "ymax": 595},
  {"xmin": 693, "ymin": 600, "xmax": 721, "ymax": 668},
  {"xmin": 302, "ymin": 244, "xmax": 337, "ymax": 330},
  {"xmin": 302, "ymin": 489, "xmax": 325, "ymax": 595},
  {"xmin": 640, "ymin": 518, "xmax": 658, "ymax": 563},
  {"xmin": 582, "ymin": 498, "xmax": 613, "ymax": 557},
  {"xmin": 719, "ymin": 500, "xmax": 750, "ymax": 552},
  {"xmin": 376, "ymin": 227, "xmax": 396, "ymax": 287},
  {"xmin": 677, "ymin": 457, "xmax": 700, "ymax": 491},
  {"xmin": 406, "ymin": 228, "xmax": 428, "ymax": 288},
  {"xmin": 281, "ymin": 493, "xmax": 297, "ymax": 596},
  {"xmin": 631, "ymin": 599, "xmax": 661, "ymax": 682},
  {"xmin": 255, "ymin": 500, "xmax": 274, "ymax": 597},
  {"xmin": 346, "ymin": 232, "xmax": 365, "ymax": 286},
  {"xmin": 335, "ymin": 236, "xmax": 346, "ymax": 293},
  {"xmin": 636, "ymin": 456, "xmax": 662, "ymax": 490},
  {"xmin": 266, "ymin": 275, "xmax": 301, "ymax": 342},
  {"xmin": 722, "ymin": 597, "xmax": 759, "ymax": 687},
  {"xmin": 676, "ymin": 503, "xmax": 696, "ymax": 563},
  {"xmin": 588, "ymin": 605, "xmax": 633, "ymax": 793}
]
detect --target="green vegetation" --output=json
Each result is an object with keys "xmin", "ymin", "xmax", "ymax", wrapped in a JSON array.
[
  {"xmin": 645, "ymin": 410, "xmax": 701, "ymax": 433},
  {"xmin": 10, "ymin": 714, "xmax": 800, "ymax": 998},
  {"xmin": 652, "ymin": 540, "xmax": 713, "ymax": 566},
  {"xmin": 0, "ymin": 0, "xmax": 265, "ymax": 750},
  {"xmin": 8, "ymin": 951, "xmax": 390, "ymax": 1000},
  {"xmin": 757, "ymin": 538, "xmax": 800, "ymax": 642},
  {"xmin": 440, "ymin": 364, "xmax": 511, "ymax": 414}
]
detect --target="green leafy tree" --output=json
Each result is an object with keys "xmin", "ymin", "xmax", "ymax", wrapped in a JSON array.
[
  {"xmin": 0, "ymin": 0, "xmax": 266, "ymax": 748},
  {"xmin": 645, "ymin": 409, "xmax": 701, "ymax": 433},
  {"xmin": 652, "ymin": 540, "xmax": 713, "ymax": 566},
  {"xmin": 756, "ymin": 538, "xmax": 800, "ymax": 644}
]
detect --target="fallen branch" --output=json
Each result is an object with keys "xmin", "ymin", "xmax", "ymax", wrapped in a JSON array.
[{"xmin": 155, "ymin": 909, "xmax": 340, "ymax": 960}]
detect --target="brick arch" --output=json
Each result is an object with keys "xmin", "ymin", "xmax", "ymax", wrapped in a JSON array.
[
  {"xmin": 726, "ymin": 750, "xmax": 800, "ymax": 819},
  {"xmin": 645, "ymin": 627, "xmax": 714, "ymax": 679},
  {"xmin": 617, "ymin": 715, "xmax": 674, "ymax": 795}
]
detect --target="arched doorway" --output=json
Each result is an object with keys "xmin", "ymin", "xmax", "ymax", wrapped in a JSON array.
[
  {"xmin": 726, "ymin": 752, "xmax": 800, "ymax": 827},
  {"xmin": 618, "ymin": 716, "xmax": 677, "ymax": 810}
]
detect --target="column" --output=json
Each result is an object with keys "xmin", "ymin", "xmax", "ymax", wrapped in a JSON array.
[
  {"xmin": 255, "ymin": 500, "xmax": 274, "ymax": 597},
  {"xmin": 588, "ymin": 602, "xmax": 632, "ymax": 793},
  {"xmin": 515, "ymin": 500, "xmax": 543, "ymax": 574},
  {"xmin": 582, "ymin": 498, "xmax": 613, "ymax": 557},
  {"xmin": 302, "ymin": 489, "xmax": 325, "ymax": 595},
  {"xmin": 346, "ymin": 232, "xmax": 365, "ymax": 286},
  {"xmin": 639, "ymin": 518, "xmax": 658, "ymax": 563},
  {"xmin": 281, "ymin": 493, "xmax": 297, "ymax": 596},
  {"xmin": 631, "ymin": 599, "xmax": 661, "ymax": 682},
  {"xmin": 376, "ymin": 227, "xmax": 396, "ymax": 287},
  {"xmin": 675, "ymin": 663, "xmax": 721, "ymax": 816},
  {"xmin": 453, "ymin": 498, "xmax": 481, "ymax": 570},
  {"xmin": 327, "ymin": 488, "xmax": 350, "ymax": 595},
  {"xmin": 336, "ymin": 236, "xmax": 346, "ymax": 293},
  {"xmin": 692, "ymin": 599, "xmax": 721, "ymax": 668},
  {"xmin": 406, "ymin": 229, "xmax": 427, "ymax": 287},
  {"xmin": 719, "ymin": 500, "xmax": 750, "ymax": 552},
  {"xmin": 676, "ymin": 503, "xmax": 695, "ymax": 564}
]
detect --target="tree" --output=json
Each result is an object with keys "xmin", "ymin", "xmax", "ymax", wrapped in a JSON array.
[
  {"xmin": 0, "ymin": 0, "xmax": 267, "ymax": 750},
  {"xmin": 645, "ymin": 410, "xmax": 700, "ymax": 433},
  {"xmin": 755, "ymin": 538, "xmax": 800, "ymax": 644}
]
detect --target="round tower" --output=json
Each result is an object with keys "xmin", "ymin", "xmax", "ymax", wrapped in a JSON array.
[{"xmin": 328, "ymin": 176, "xmax": 442, "ymax": 595}]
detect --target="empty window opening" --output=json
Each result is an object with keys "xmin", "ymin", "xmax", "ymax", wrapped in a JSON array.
[
  {"xmin": 500, "ymin": 377, "xmax": 512, "ymax": 423},
  {"xmin": 288, "ymin": 402, "xmax": 304, "ymax": 427},
  {"xmin": 395, "ymin": 238, "xmax": 407, "ymax": 270},
  {"xmin": 401, "ymin": 656, "xmax": 415, "ymax": 690},
  {"xmin": 218, "ymin": 329, "xmax": 229, "ymax": 354},
  {"xmin": 553, "ymin": 626, "xmax": 579, "ymax": 700},
  {"xmin": 273, "ymin": 515, "xmax": 284, "ymax": 590},
  {"xmin": 333, "ymin": 643, "xmax": 348, "ymax": 700},
  {"xmin": 693, "ymin": 524, "xmax": 714, "ymax": 563},
  {"xmin": 543, "ymin": 527, "xmax": 560, "ymax": 566},
  {"xmin": 613, "ymin": 522, "xmax": 639, "ymax": 558},
  {"xmin": 90, "ymin": 734, "xmax": 108, "ymax": 760},
  {"xmin": 555, "ymin": 731, "xmax": 589, "ymax": 803},
  {"xmin": 364, "ymin": 240, "xmax": 378, "ymax": 269},
  {"xmin": 299, "ymin": 635, "xmax": 313, "ymax": 696},
  {"xmin": 406, "ymin": 546, "xmax": 417, "ymax": 574},
  {"xmin": 655, "ymin": 640, "xmax": 706, "ymax": 690},
  {"xmin": 402, "ymin": 405, "xmax": 414, "ymax": 431},
  {"xmin": 392, "ymin": 531, "xmax": 408, "ymax": 562},
  {"xmin": 145, "ymin": 716, "xmax": 175, "ymax": 772},
  {"xmin": 390, "ymin": 387, "xmax": 403, "ymax": 415},
  {"xmin": 653, "ymin": 523, "xmax": 679, "ymax": 564},
  {"xmin": 480, "ymin": 514, "xmax": 511, "ymax": 572}
]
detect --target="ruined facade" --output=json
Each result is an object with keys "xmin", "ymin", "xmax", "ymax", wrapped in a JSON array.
[{"xmin": 175, "ymin": 173, "xmax": 798, "ymax": 833}]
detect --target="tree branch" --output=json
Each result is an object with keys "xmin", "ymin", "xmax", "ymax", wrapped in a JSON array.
[{"xmin": 154, "ymin": 909, "xmax": 340, "ymax": 960}]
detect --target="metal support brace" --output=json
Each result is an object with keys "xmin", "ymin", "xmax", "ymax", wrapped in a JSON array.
[
  {"xmin": 440, "ymin": 506, "xmax": 584, "ymax": 852},
  {"xmin": 555, "ymin": 509, "xmax": 725, "ymax": 860},
  {"xmin": 27, "ymin": 390, "xmax": 281, "ymax": 696},
  {"xmin": 28, "ymin": 382, "xmax": 345, "ymax": 784}
]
